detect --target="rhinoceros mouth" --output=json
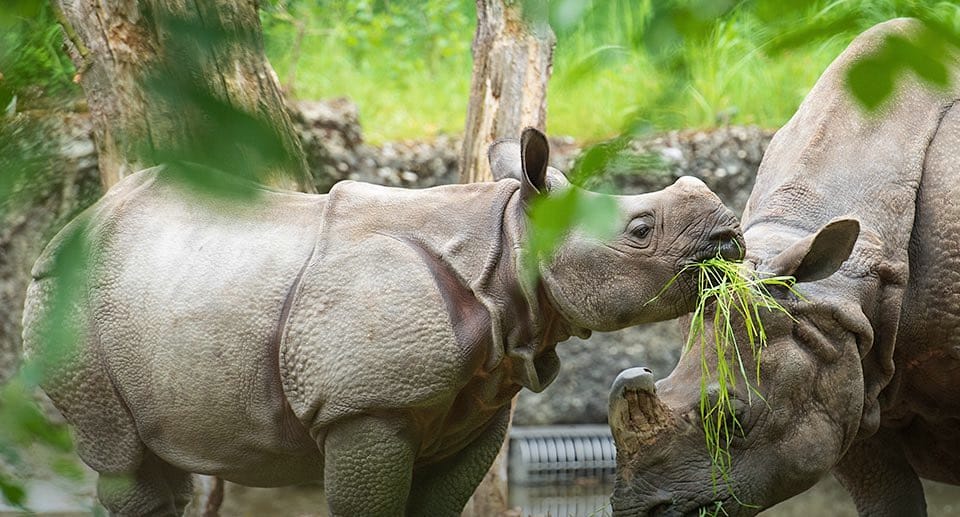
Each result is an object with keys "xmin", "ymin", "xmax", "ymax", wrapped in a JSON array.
[
  {"xmin": 685, "ymin": 502, "xmax": 723, "ymax": 517},
  {"xmin": 683, "ymin": 494, "xmax": 762, "ymax": 517},
  {"xmin": 611, "ymin": 492, "xmax": 742, "ymax": 517}
]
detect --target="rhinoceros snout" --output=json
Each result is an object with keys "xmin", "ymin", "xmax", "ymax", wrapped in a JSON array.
[
  {"xmin": 700, "ymin": 227, "xmax": 744, "ymax": 262},
  {"xmin": 714, "ymin": 231, "xmax": 745, "ymax": 262}
]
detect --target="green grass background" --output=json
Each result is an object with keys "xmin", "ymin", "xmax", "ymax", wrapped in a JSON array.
[
  {"xmin": 259, "ymin": 0, "xmax": 960, "ymax": 143},
  {"xmin": 4, "ymin": 1, "xmax": 958, "ymax": 144}
]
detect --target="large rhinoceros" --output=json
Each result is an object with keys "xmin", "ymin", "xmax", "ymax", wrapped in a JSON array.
[
  {"xmin": 22, "ymin": 128, "xmax": 742, "ymax": 516},
  {"xmin": 607, "ymin": 19, "xmax": 960, "ymax": 517}
]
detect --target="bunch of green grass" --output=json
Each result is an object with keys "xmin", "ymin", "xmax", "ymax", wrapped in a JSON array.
[{"xmin": 681, "ymin": 257, "xmax": 800, "ymax": 495}]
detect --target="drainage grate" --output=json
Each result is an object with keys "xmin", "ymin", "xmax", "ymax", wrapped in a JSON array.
[{"xmin": 508, "ymin": 425, "xmax": 617, "ymax": 486}]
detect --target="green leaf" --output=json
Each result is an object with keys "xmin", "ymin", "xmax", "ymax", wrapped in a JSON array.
[
  {"xmin": 522, "ymin": 188, "xmax": 619, "ymax": 284},
  {"xmin": 846, "ymin": 55, "xmax": 897, "ymax": 111},
  {"xmin": 766, "ymin": 11, "xmax": 860, "ymax": 54},
  {"xmin": 51, "ymin": 457, "xmax": 85, "ymax": 481},
  {"xmin": 846, "ymin": 25, "xmax": 956, "ymax": 112},
  {"xmin": 0, "ymin": 478, "xmax": 27, "ymax": 508}
]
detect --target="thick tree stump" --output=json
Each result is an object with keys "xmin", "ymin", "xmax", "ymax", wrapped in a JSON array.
[
  {"xmin": 53, "ymin": 0, "xmax": 312, "ymax": 191},
  {"xmin": 460, "ymin": 0, "xmax": 555, "ymax": 184}
]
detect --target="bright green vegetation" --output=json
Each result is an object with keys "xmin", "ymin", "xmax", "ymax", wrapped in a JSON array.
[
  {"xmin": 682, "ymin": 258, "xmax": 799, "ymax": 493},
  {"xmin": 0, "ymin": 2, "xmax": 79, "ymax": 112},
  {"xmin": 260, "ymin": 0, "xmax": 960, "ymax": 143}
]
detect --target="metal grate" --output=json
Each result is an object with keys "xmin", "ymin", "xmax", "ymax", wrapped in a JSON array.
[{"xmin": 508, "ymin": 425, "xmax": 617, "ymax": 486}]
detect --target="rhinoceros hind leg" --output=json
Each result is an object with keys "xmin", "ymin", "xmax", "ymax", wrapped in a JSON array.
[
  {"xmin": 96, "ymin": 451, "xmax": 187, "ymax": 517},
  {"xmin": 832, "ymin": 429, "xmax": 927, "ymax": 517}
]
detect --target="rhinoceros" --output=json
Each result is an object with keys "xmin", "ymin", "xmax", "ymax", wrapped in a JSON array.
[
  {"xmin": 607, "ymin": 19, "xmax": 960, "ymax": 516},
  {"xmin": 22, "ymin": 127, "xmax": 743, "ymax": 516}
]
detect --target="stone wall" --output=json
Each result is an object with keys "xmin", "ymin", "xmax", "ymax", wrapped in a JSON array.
[
  {"xmin": 0, "ymin": 99, "xmax": 773, "ymax": 425},
  {"xmin": 292, "ymin": 98, "xmax": 771, "ymax": 203}
]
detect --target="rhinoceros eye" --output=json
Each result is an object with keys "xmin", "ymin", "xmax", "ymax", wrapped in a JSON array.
[{"xmin": 628, "ymin": 218, "xmax": 653, "ymax": 241}]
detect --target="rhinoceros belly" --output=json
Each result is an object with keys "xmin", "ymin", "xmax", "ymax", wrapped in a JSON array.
[{"xmin": 89, "ymin": 173, "xmax": 328, "ymax": 485}]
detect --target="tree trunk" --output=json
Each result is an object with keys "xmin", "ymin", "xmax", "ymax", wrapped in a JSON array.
[
  {"xmin": 460, "ymin": 0, "xmax": 555, "ymax": 184},
  {"xmin": 460, "ymin": 1, "xmax": 554, "ymax": 515},
  {"xmin": 53, "ymin": 0, "xmax": 312, "ymax": 191}
]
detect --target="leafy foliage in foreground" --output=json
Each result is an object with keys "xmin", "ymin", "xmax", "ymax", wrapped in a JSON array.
[
  {"xmin": 2, "ymin": 0, "xmax": 960, "ymax": 511},
  {"xmin": 0, "ymin": 123, "xmax": 88, "ymax": 508}
]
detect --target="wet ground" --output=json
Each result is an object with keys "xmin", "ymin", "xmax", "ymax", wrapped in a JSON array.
[
  {"xmin": 222, "ymin": 478, "xmax": 960, "ymax": 516},
  {"xmin": 3, "ymin": 473, "xmax": 958, "ymax": 515}
]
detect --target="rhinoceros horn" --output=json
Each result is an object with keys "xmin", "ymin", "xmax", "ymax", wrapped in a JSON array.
[{"xmin": 608, "ymin": 367, "xmax": 676, "ymax": 456}]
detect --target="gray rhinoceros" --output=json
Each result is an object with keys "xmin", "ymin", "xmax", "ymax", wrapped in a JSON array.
[
  {"xmin": 22, "ymin": 127, "xmax": 743, "ymax": 516},
  {"xmin": 607, "ymin": 19, "xmax": 960, "ymax": 516}
]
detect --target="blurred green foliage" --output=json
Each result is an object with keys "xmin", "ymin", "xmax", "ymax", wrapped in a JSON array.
[
  {"xmin": 0, "ymin": 119, "xmax": 87, "ymax": 511},
  {"xmin": 0, "ymin": 1, "xmax": 78, "ymax": 112},
  {"xmin": 523, "ymin": 188, "xmax": 618, "ymax": 285},
  {"xmin": 141, "ymin": 10, "xmax": 305, "ymax": 200}
]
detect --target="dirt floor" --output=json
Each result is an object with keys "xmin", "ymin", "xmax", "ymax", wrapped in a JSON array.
[{"xmin": 3, "ymin": 473, "xmax": 958, "ymax": 516}]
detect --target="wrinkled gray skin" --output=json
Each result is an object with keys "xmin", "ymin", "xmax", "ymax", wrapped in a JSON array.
[
  {"xmin": 608, "ymin": 19, "xmax": 960, "ymax": 517},
  {"xmin": 22, "ymin": 127, "xmax": 742, "ymax": 517}
]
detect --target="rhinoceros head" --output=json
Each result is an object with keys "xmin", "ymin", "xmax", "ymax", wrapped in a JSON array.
[
  {"xmin": 489, "ymin": 128, "xmax": 745, "ymax": 332},
  {"xmin": 607, "ymin": 218, "xmax": 864, "ymax": 516}
]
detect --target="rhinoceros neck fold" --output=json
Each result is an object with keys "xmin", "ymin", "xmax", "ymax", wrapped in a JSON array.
[
  {"xmin": 469, "ymin": 196, "xmax": 581, "ymax": 393},
  {"xmin": 351, "ymin": 181, "xmax": 579, "ymax": 393}
]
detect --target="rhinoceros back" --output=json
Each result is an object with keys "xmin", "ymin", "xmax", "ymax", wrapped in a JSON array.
[{"xmin": 24, "ymin": 168, "xmax": 327, "ymax": 483}]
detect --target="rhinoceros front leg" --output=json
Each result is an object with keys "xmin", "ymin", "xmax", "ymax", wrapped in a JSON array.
[
  {"xmin": 832, "ymin": 428, "xmax": 926, "ymax": 516},
  {"xmin": 406, "ymin": 406, "xmax": 511, "ymax": 517},
  {"xmin": 323, "ymin": 414, "xmax": 416, "ymax": 517}
]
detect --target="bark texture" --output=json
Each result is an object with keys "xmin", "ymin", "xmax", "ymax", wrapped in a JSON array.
[
  {"xmin": 460, "ymin": 0, "xmax": 555, "ymax": 183},
  {"xmin": 461, "ymin": 1, "xmax": 554, "ymax": 514},
  {"xmin": 53, "ymin": 0, "xmax": 312, "ymax": 191}
]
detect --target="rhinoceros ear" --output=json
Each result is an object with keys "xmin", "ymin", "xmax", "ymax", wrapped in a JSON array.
[
  {"xmin": 520, "ymin": 127, "xmax": 549, "ymax": 201},
  {"xmin": 766, "ymin": 218, "xmax": 860, "ymax": 283},
  {"xmin": 487, "ymin": 139, "xmax": 523, "ymax": 181}
]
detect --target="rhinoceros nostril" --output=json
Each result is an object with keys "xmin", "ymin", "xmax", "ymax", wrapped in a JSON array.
[
  {"xmin": 716, "ymin": 240, "xmax": 744, "ymax": 261},
  {"xmin": 707, "ymin": 228, "xmax": 744, "ymax": 261},
  {"xmin": 709, "ymin": 228, "xmax": 739, "ymax": 243}
]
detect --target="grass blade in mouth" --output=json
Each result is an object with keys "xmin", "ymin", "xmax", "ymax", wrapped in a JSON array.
[{"xmin": 677, "ymin": 256, "xmax": 801, "ymax": 499}]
